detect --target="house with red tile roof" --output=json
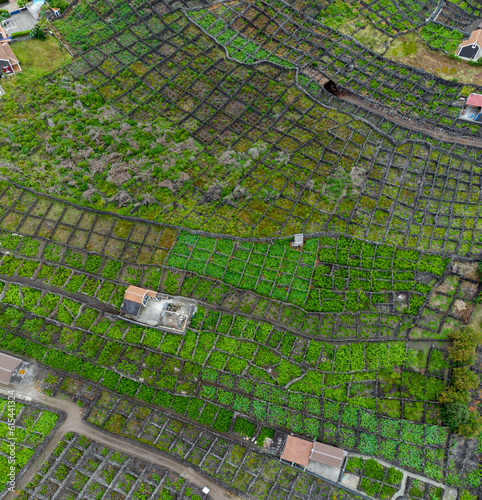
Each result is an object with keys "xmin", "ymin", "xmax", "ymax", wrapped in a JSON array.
[
  {"xmin": 457, "ymin": 29, "xmax": 482, "ymax": 61},
  {"xmin": 0, "ymin": 40, "xmax": 21, "ymax": 75}
]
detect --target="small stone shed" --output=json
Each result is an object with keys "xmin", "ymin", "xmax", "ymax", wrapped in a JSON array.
[{"xmin": 457, "ymin": 29, "xmax": 482, "ymax": 61}]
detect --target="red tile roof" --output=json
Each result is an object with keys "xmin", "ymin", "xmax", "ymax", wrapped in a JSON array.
[
  {"xmin": 281, "ymin": 436, "xmax": 312, "ymax": 466},
  {"xmin": 124, "ymin": 285, "xmax": 150, "ymax": 304},
  {"xmin": 460, "ymin": 29, "xmax": 482, "ymax": 48},
  {"xmin": 467, "ymin": 93, "xmax": 482, "ymax": 107}
]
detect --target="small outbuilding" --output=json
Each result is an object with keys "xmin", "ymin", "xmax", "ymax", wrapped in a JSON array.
[
  {"xmin": 0, "ymin": 41, "xmax": 21, "ymax": 75},
  {"xmin": 292, "ymin": 233, "xmax": 304, "ymax": 248},
  {"xmin": 120, "ymin": 286, "xmax": 196, "ymax": 333},
  {"xmin": 0, "ymin": 352, "xmax": 22, "ymax": 384},
  {"xmin": 457, "ymin": 29, "xmax": 482, "ymax": 61},
  {"xmin": 281, "ymin": 436, "xmax": 312, "ymax": 467},
  {"xmin": 459, "ymin": 93, "xmax": 482, "ymax": 122},
  {"xmin": 310, "ymin": 442, "xmax": 345, "ymax": 468},
  {"xmin": 120, "ymin": 285, "xmax": 157, "ymax": 316}
]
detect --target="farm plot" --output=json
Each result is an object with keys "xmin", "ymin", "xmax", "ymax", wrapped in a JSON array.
[
  {"xmin": 17, "ymin": 432, "xmax": 210, "ymax": 500},
  {"xmin": 447, "ymin": 0, "xmax": 482, "ymax": 19},
  {"xmin": 0, "ymin": 397, "xmax": 60, "ymax": 494},
  {"xmin": 0, "ymin": 291, "xmax": 463, "ymax": 484},
  {"xmin": 167, "ymin": 231, "xmax": 449, "ymax": 316},
  {"xmin": 431, "ymin": 1, "xmax": 478, "ymax": 32},
  {"xmin": 346, "ymin": 457, "xmax": 405, "ymax": 499},
  {"xmin": 0, "ymin": 184, "xmax": 177, "ymax": 264},
  {"xmin": 3, "ymin": 24, "xmax": 482, "ymax": 246},
  {"xmin": 0, "ymin": 239, "xmax": 465, "ymax": 344},
  {"xmin": 178, "ymin": 261, "xmax": 471, "ymax": 340},
  {"xmin": 59, "ymin": 370, "xmax": 473, "ymax": 491},
  {"xmin": 187, "ymin": 0, "xmax": 477, "ymax": 131},
  {"xmin": 419, "ymin": 22, "xmax": 464, "ymax": 54},
  {"xmin": 291, "ymin": 0, "xmax": 439, "ymax": 35},
  {"xmin": 77, "ymin": 389, "xmax": 359, "ymax": 500}
]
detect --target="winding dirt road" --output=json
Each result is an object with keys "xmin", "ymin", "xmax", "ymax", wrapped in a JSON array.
[{"xmin": 1, "ymin": 385, "xmax": 241, "ymax": 500}]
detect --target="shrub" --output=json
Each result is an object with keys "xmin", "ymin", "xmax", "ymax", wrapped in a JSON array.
[
  {"xmin": 11, "ymin": 30, "xmax": 30, "ymax": 39},
  {"xmin": 30, "ymin": 24, "xmax": 46, "ymax": 40},
  {"xmin": 457, "ymin": 412, "xmax": 482, "ymax": 439},
  {"xmin": 451, "ymin": 366, "xmax": 479, "ymax": 392},
  {"xmin": 234, "ymin": 417, "xmax": 256, "ymax": 437},
  {"xmin": 448, "ymin": 328, "xmax": 481, "ymax": 364},
  {"xmin": 256, "ymin": 427, "xmax": 274, "ymax": 446},
  {"xmin": 441, "ymin": 401, "xmax": 470, "ymax": 430},
  {"xmin": 363, "ymin": 458, "xmax": 385, "ymax": 481},
  {"xmin": 386, "ymin": 467, "xmax": 403, "ymax": 485},
  {"xmin": 84, "ymin": 254, "xmax": 103, "ymax": 274},
  {"xmin": 101, "ymin": 260, "xmax": 122, "ymax": 280}
]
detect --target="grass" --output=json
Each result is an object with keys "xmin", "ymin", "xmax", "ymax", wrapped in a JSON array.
[
  {"xmin": 1, "ymin": 36, "xmax": 71, "ymax": 94},
  {"xmin": 385, "ymin": 32, "xmax": 482, "ymax": 84}
]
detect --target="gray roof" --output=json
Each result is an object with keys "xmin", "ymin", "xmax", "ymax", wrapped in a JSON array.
[
  {"xmin": 120, "ymin": 299, "xmax": 142, "ymax": 317},
  {"xmin": 0, "ymin": 352, "xmax": 21, "ymax": 384},
  {"xmin": 310, "ymin": 442, "xmax": 344, "ymax": 468}
]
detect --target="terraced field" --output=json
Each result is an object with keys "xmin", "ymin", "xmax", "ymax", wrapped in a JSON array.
[{"xmin": 1, "ymin": 0, "xmax": 482, "ymax": 499}]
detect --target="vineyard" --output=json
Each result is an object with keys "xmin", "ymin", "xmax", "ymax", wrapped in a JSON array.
[
  {"xmin": 0, "ymin": 0, "xmax": 481, "ymax": 498},
  {"xmin": 0, "ymin": 398, "xmax": 60, "ymax": 494}
]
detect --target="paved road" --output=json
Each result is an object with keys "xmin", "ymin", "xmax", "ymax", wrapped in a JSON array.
[{"xmin": 1, "ymin": 385, "xmax": 241, "ymax": 500}]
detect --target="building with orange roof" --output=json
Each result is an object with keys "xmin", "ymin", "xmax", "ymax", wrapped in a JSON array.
[
  {"xmin": 0, "ymin": 41, "xmax": 21, "ymax": 75},
  {"xmin": 457, "ymin": 28, "xmax": 482, "ymax": 61}
]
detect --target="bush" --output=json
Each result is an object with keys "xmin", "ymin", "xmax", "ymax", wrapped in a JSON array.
[
  {"xmin": 386, "ymin": 467, "xmax": 403, "ymax": 485},
  {"xmin": 457, "ymin": 412, "xmax": 482, "ymax": 439},
  {"xmin": 49, "ymin": 0, "xmax": 68, "ymax": 11},
  {"xmin": 30, "ymin": 25, "xmax": 46, "ymax": 40},
  {"xmin": 448, "ymin": 328, "xmax": 481, "ymax": 364},
  {"xmin": 164, "ymin": 271, "xmax": 179, "ymax": 294},
  {"xmin": 363, "ymin": 458, "xmax": 385, "ymax": 481},
  {"xmin": 233, "ymin": 417, "xmax": 256, "ymax": 437},
  {"xmin": 451, "ymin": 366, "xmax": 479, "ymax": 392},
  {"xmin": 441, "ymin": 401, "xmax": 470, "ymax": 430},
  {"xmin": 256, "ymin": 427, "xmax": 274, "ymax": 446}
]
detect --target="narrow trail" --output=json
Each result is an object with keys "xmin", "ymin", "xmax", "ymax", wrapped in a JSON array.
[
  {"xmin": 340, "ymin": 91, "xmax": 482, "ymax": 147},
  {"xmin": 1, "ymin": 385, "xmax": 241, "ymax": 500}
]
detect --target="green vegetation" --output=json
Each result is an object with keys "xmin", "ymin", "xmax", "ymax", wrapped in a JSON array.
[
  {"xmin": 420, "ymin": 22, "xmax": 464, "ymax": 53},
  {"xmin": 168, "ymin": 232, "xmax": 448, "ymax": 315},
  {"xmin": 0, "ymin": 398, "xmax": 58, "ymax": 493},
  {"xmin": 0, "ymin": 36, "xmax": 72, "ymax": 94},
  {"xmin": 439, "ymin": 329, "xmax": 482, "ymax": 437}
]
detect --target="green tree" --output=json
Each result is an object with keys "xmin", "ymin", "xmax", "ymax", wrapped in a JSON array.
[
  {"xmin": 30, "ymin": 24, "xmax": 46, "ymax": 40},
  {"xmin": 440, "ymin": 401, "xmax": 470, "ymax": 431},
  {"xmin": 457, "ymin": 413, "xmax": 482, "ymax": 439},
  {"xmin": 447, "ymin": 328, "xmax": 482, "ymax": 364},
  {"xmin": 452, "ymin": 366, "xmax": 479, "ymax": 392}
]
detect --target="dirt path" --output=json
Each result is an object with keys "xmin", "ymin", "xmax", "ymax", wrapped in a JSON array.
[
  {"xmin": 339, "ymin": 91, "xmax": 482, "ymax": 147},
  {"xmin": 1, "ymin": 385, "xmax": 241, "ymax": 500}
]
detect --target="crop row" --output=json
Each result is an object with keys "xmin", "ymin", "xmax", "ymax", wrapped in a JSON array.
[
  {"xmin": 0, "ymin": 296, "xmax": 454, "ymax": 483},
  {"xmin": 188, "ymin": 0, "xmax": 478, "ymax": 131},
  {"xmin": 0, "ymin": 225, "xmax": 458, "ymax": 343},
  {"xmin": 167, "ymin": 231, "xmax": 449, "ymax": 315}
]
